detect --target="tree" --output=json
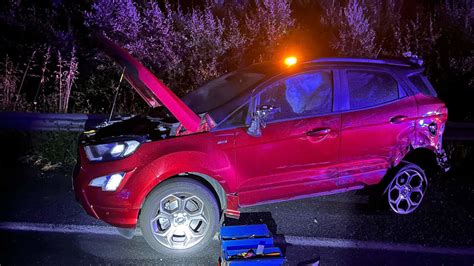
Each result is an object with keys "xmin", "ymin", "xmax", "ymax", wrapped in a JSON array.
[{"xmin": 322, "ymin": 0, "xmax": 377, "ymax": 57}]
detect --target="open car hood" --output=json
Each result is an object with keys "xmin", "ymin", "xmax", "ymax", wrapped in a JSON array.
[{"xmin": 98, "ymin": 36, "xmax": 202, "ymax": 133}]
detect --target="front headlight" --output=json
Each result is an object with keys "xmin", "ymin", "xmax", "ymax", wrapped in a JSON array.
[
  {"xmin": 89, "ymin": 172, "xmax": 125, "ymax": 191},
  {"xmin": 84, "ymin": 140, "xmax": 140, "ymax": 162}
]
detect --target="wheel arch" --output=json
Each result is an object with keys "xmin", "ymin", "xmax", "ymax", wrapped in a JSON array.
[
  {"xmin": 378, "ymin": 146, "xmax": 437, "ymax": 195},
  {"xmin": 401, "ymin": 147, "xmax": 438, "ymax": 177},
  {"xmin": 137, "ymin": 171, "xmax": 228, "ymax": 218},
  {"xmin": 180, "ymin": 172, "xmax": 227, "ymax": 213}
]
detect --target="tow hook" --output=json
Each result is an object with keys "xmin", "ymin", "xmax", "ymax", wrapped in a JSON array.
[{"xmin": 437, "ymin": 149, "xmax": 450, "ymax": 173}]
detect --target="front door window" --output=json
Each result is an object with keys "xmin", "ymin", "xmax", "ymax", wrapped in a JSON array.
[{"xmin": 260, "ymin": 71, "xmax": 333, "ymax": 121}]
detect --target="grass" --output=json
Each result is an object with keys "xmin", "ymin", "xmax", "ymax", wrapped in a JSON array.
[{"xmin": 0, "ymin": 130, "xmax": 80, "ymax": 175}]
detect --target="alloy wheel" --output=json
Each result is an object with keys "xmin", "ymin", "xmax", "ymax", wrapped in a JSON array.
[
  {"xmin": 388, "ymin": 168, "xmax": 428, "ymax": 214},
  {"xmin": 150, "ymin": 192, "xmax": 209, "ymax": 250}
]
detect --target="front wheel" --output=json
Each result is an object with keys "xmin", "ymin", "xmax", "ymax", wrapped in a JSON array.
[
  {"xmin": 139, "ymin": 178, "xmax": 220, "ymax": 257},
  {"xmin": 386, "ymin": 163, "xmax": 428, "ymax": 214}
]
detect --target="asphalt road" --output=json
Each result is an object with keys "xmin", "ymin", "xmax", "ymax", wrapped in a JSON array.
[{"xmin": 0, "ymin": 168, "xmax": 473, "ymax": 265}]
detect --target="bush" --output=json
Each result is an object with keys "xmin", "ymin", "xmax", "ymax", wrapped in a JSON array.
[
  {"xmin": 0, "ymin": 0, "xmax": 472, "ymax": 123},
  {"xmin": 0, "ymin": 46, "xmax": 79, "ymax": 113},
  {"xmin": 84, "ymin": 0, "xmax": 295, "ymax": 98}
]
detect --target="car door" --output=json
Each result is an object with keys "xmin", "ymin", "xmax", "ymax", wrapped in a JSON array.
[
  {"xmin": 338, "ymin": 68, "xmax": 417, "ymax": 186},
  {"xmin": 233, "ymin": 69, "xmax": 341, "ymax": 206}
]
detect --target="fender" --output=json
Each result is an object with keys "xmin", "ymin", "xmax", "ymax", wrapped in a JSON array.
[
  {"xmin": 130, "ymin": 150, "xmax": 235, "ymax": 210},
  {"xmin": 390, "ymin": 113, "xmax": 444, "ymax": 169}
]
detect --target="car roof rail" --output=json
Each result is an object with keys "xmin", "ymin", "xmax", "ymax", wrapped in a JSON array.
[{"xmin": 308, "ymin": 56, "xmax": 423, "ymax": 68}]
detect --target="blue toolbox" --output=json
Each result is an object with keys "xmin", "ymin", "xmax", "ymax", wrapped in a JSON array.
[{"xmin": 219, "ymin": 224, "xmax": 285, "ymax": 265}]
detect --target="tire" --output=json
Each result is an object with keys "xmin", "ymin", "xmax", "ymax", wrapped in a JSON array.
[
  {"xmin": 385, "ymin": 162, "xmax": 428, "ymax": 215},
  {"xmin": 139, "ymin": 178, "xmax": 220, "ymax": 257}
]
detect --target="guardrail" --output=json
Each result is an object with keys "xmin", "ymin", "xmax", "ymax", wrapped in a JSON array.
[
  {"xmin": 0, "ymin": 112, "xmax": 107, "ymax": 132},
  {"xmin": 0, "ymin": 112, "xmax": 473, "ymax": 140},
  {"xmin": 443, "ymin": 122, "xmax": 474, "ymax": 141}
]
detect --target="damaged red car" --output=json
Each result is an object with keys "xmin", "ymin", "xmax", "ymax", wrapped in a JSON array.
[{"xmin": 73, "ymin": 39, "xmax": 449, "ymax": 257}]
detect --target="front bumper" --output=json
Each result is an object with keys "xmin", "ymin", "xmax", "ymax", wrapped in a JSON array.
[{"xmin": 73, "ymin": 163, "xmax": 140, "ymax": 228}]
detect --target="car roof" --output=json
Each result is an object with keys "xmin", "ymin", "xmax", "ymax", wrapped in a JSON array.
[
  {"xmin": 306, "ymin": 57, "xmax": 424, "ymax": 68},
  {"xmin": 248, "ymin": 57, "xmax": 424, "ymax": 79}
]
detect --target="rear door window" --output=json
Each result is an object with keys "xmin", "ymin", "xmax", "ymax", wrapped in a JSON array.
[{"xmin": 347, "ymin": 70, "xmax": 399, "ymax": 110}]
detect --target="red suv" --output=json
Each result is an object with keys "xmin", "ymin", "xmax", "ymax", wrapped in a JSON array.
[{"xmin": 73, "ymin": 40, "xmax": 448, "ymax": 257}]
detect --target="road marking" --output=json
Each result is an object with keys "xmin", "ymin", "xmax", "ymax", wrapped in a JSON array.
[
  {"xmin": 0, "ymin": 222, "xmax": 127, "ymax": 236},
  {"xmin": 1, "ymin": 221, "xmax": 473, "ymax": 256},
  {"xmin": 278, "ymin": 235, "xmax": 474, "ymax": 256}
]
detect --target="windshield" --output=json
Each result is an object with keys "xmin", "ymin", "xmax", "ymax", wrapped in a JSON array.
[{"xmin": 182, "ymin": 69, "xmax": 268, "ymax": 115}]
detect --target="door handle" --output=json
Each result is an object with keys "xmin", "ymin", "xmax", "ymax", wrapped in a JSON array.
[
  {"xmin": 306, "ymin": 128, "xmax": 331, "ymax": 137},
  {"xmin": 390, "ymin": 115, "xmax": 408, "ymax": 124}
]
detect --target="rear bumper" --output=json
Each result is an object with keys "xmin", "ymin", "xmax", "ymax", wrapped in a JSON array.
[
  {"xmin": 436, "ymin": 149, "xmax": 450, "ymax": 173},
  {"xmin": 436, "ymin": 122, "xmax": 450, "ymax": 172}
]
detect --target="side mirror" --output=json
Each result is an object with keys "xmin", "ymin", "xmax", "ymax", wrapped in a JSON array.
[{"xmin": 247, "ymin": 105, "xmax": 280, "ymax": 137}]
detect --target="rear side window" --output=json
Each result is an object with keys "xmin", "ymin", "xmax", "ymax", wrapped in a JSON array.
[
  {"xmin": 347, "ymin": 71, "xmax": 399, "ymax": 109},
  {"xmin": 409, "ymin": 74, "xmax": 436, "ymax": 96},
  {"xmin": 259, "ymin": 71, "xmax": 333, "ymax": 120}
]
